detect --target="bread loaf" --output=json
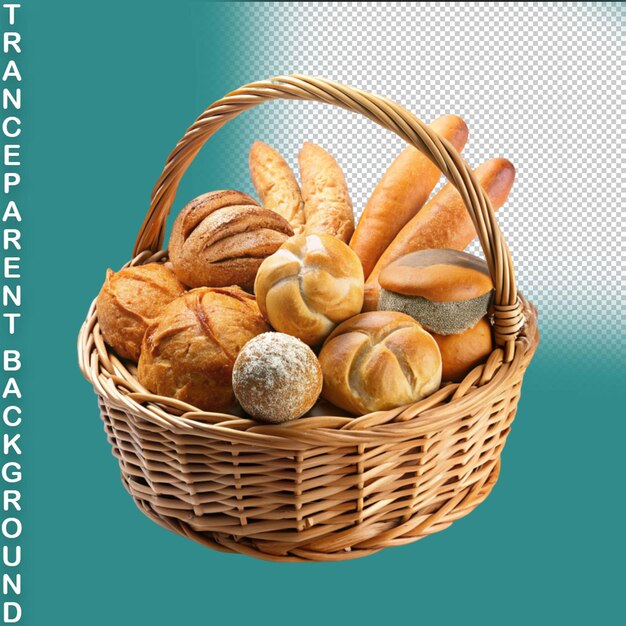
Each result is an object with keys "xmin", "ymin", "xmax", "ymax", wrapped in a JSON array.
[
  {"xmin": 377, "ymin": 249, "xmax": 494, "ymax": 334},
  {"xmin": 232, "ymin": 332, "xmax": 322, "ymax": 423},
  {"xmin": 169, "ymin": 190, "xmax": 294, "ymax": 291},
  {"xmin": 138, "ymin": 287, "xmax": 270, "ymax": 411},
  {"xmin": 249, "ymin": 141, "xmax": 305, "ymax": 233},
  {"xmin": 350, "ymin": 115, "xmax": 468, "ymax": 277},
  {"xmin": 363, "ymin": 158, "xmax": 515, "ymax": 311},
  {"xmin": 318, "ymin": 311, "xmax": 442, "ymax": 415},
  {"xmin": 96, "ymin": 263, "xmax": 185, "ymax": 362},
  {"xmin": 299, "ymin": 142, "xmax": 354, "ymax": 243},
  {"xmin": 254, "ymin": 234, "xmax": 364, "ymax": 346},
  {"xmin": 432, "ymin": 316, "xmax": 494, "ymax": 382}
]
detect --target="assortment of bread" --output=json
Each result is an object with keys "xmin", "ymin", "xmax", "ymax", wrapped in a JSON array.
[
  {"xmin": 362, "ymin": 157, "xmax": 515, "ymax": 311},
  {"xmin": 96, "ymin": 123, "xmax": 516, "ymax": 421}
]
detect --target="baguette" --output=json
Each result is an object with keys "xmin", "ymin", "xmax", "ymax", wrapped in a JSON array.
[
  {"xmin": 350, "ymin": 114, "xmax": 468, "ymax": 277},
  {"xmin": 299, "ymin": 142, "xmax": 354, "ymax": 243},
  {"xmin": 249, "ymin": 141, "xmax": 305, "ymax": 233},
  {"xmin": 363, "ymin": 158, "xmax": 516, "ymax": 311}
]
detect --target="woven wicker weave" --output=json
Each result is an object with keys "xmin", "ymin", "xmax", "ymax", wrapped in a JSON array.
[{"xmin": 78, "ymin": 76, "xmax": 539, "ymax": 562}]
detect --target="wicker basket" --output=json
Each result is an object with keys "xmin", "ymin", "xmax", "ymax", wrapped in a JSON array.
[{"xmin": 78, "ymin": 75, "xmax": 539, "ymax": 562}]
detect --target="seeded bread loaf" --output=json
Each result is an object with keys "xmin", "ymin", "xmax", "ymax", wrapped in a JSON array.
[
  {"xmin": 377, "ymin": 249, "xmax": 494, "ymax": 335},
  {"xmin": 232, "ymin": 332, "xmax": 322, "ymax": 423}
]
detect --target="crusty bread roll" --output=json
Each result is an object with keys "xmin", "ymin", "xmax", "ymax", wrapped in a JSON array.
[
  {"xmin": 378, "ymin": 249, "xmax": 494, "ymax": 334},
  {"xmin": 232, "ymin": 332, "xmax": 322, "ymax": 423},
  {"xmin": 254, "ymin": 234, "xmax": 364, "ymax": 346},
  {"xmin": 350, "ymin": 115, "xmax": 468, "ymax": 277},
  {"xmin": 138, "ymin": 287, "xmax": 270, "ymax": 411},
  {"xmin": 96, "ymin": 263, "xmax": 185, "ymax": 362},
  {"xmin": 169, "ymin": 190, "xmax": 294, "ymax": 291},
  {"xmin": 432, "ymin": 316, "xmax": 494, "ymax": 382},
  {"xmin": 363, "ymin": 158, "xmax": 515, "ymax": 311},
  {"xmin": 298, "ymin": 142, "xmax": 354, "ymax": 243},
  {"xmin": 249, "ymin": 141, "xmax": 305, "ymax": 234},
  {"xmin": 318, "ymin": 311, "xmax": 442, "ymax": 415}
]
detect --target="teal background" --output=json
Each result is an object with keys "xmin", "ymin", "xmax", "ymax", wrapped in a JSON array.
[{"xmin": 12, "ymin": 1, "xmax": 624, "ymax": 625}]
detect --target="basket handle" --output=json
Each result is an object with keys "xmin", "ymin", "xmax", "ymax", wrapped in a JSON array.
[{"xmin": 133, "ymin": 75, "xmax": 525, "ymax": 360}]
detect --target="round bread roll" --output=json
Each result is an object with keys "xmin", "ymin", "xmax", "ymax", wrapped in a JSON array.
[
  {"xmin": 138, "ymin": 287, "xmax": 270, "ymax": 411},
  {"xmin": 232, "ymin": 332, "xmax": 322, "ymax": 423},
  {"xmin": 318, "ymin": 311, "xmax": 442, "ymax": 415},
  {"xmin": 96, "ymin": 263, "xmax": 185, "ymax": 362},
  {"xmin": 378, "ymin": 249, "xmax": 494, "ymax": 335},
  {"xmin": 254, "ymin": 233, "xmax": 364, "ymax": 346},
  {"xmin": 169, "ymin": 190, "xmax": 294, "ymax": 290},
  {"xmin": 432, "ymin": 316, "xmax": 494, "ymax": 382}
]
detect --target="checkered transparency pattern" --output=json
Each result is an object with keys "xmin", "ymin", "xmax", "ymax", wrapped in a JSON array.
[{"xmin": 196, "ymin": 2, "xmax": 625, "ymax": 356}]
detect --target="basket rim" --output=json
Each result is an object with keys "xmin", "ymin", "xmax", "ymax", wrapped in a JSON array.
[{"xmin": 78, "ymin": 251, "xmax": 539, "ymax": 446}]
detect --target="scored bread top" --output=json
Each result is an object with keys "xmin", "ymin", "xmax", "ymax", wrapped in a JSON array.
[
  {"xmin": 253, "ymin": 233, "xmax": 364, "ymax": 346},
  {"xmin": 175, "ymin": 190, "xmax": 259, "ymax": 238},
  {"xmin": 168, "ymin": 190, "xmax": 294, "ymax": 290},
  {"xmin": 319, "ymin": 311, "xmax": 442, "ymax": 415},
  {"xmin": 96, "ymin": 263, "xmax": 186, "ymax": 362},
  {"xmin": 138, "ymin": 286, "xmax": 270, "ymax": 411}
]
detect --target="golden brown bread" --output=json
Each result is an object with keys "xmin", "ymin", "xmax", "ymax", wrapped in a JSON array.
[
  {"xmin": 96, "ymin": 263, "xmax": 185, "ymax": 362},
  {"xmin": 254, "ymin": 234, "xmax": 364, "ymax": 346},
  {"xmin": 363, "ymin": 158, "xmax": 516, "ymax": 311},
  {"xmin": 350, "ymin": 115, "xmax": 469, "ymax": 277},
  {"xmin": 379, "ymin": 248, "xmax": 493, "ymax": 302},
  {"xmin": 318, "ymin": 311, "xmax": 442, "ymax": 415},
  {"xmin": 377, "ymin": 249, "xmax": 494, "ymax": 335},
  {"xmin": 137, "ymin": 287, "xmax": 270, "ymax": 411},
  {"xmin": 249, "ymin": 141, "xmax": 305, "ymax": 234},
  {"xmin": 168, "ymin": 190, "xmax": 294, "ymax": 291},
  {"xmin": 232, "ymin": 332, "xmax": 322, "ymax": 423},
  {"xmin": 432, "ymin": 316, "xmax": 494, "ymax": 382},
  {"xmin": 298, "ymin": 142, "xmax": 354, "ymax": 243},
  {"xmin": 381, "ymin": 264, "xmax": 492, "ymax": 300}
]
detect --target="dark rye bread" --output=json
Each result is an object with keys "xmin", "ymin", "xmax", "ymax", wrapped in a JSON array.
[
  {"xmin": 169, "ymin": 190, "xmax": 294, "ymax": 290},
  {"xmin": 96, "ymin": 263, "xmax": 186, "ymax": 362}
]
